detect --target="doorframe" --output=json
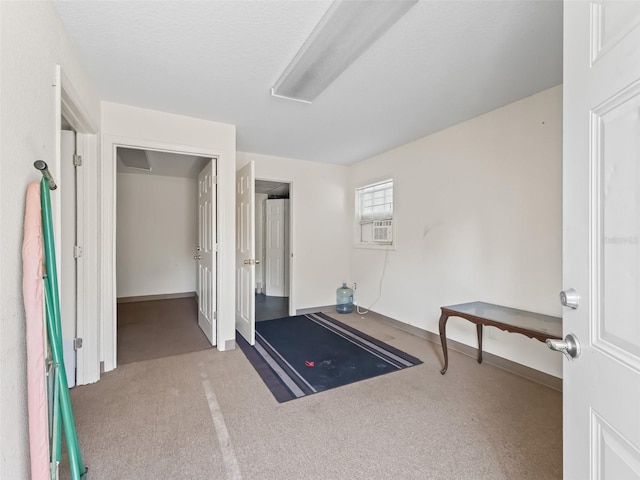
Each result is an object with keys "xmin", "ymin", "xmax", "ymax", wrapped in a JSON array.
[
  {"xmin": 55, "ymin": 65, "xmax": 100, "ymax": 385},
  {"xmin": 255, "ymin": 177, "xmax": 295, "ymax": 316},
  {"xmin": 101, "ymin": 136, "xmax": 227, "ymax": 372}
]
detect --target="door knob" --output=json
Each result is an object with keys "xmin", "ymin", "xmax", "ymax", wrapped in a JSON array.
[
  {"xmin": 546, "ymin": 334, "xmax": 581, "ymax": 360},
  {"xmin": 243, "ymin": 259, "xmax": 255, "ymax": 265},
  {"xmin": 560, "ymin": 288, "xmax": 580, "ymax": 309},
  {"xmin": 194, "ymin": 255, "xmax": 202, "ymax": 260}
]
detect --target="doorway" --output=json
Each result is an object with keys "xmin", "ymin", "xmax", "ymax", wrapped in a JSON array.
[
  {"xmin": 255, "ymin": 180, "xmax": 291, "ymax": 321},
  {"xmin": 55, "ymin": 65, "xmax": 101, "ymax": 385},
  {"xmin": 115, "ymin": 147, "xmax": 216, "ymax": 364}
]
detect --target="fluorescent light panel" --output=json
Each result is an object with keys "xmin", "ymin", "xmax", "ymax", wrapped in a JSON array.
[{"xmin": 272, "ymin": 0, "xmax": 418, "ymax": 103}]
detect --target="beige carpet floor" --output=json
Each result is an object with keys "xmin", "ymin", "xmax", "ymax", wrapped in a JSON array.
[
  {"xmin": 70, "ymin": 310, "xmax": 562, "ymax": 480},
  {"xmin": 117, "ymin": 297, "xmax": 212, "ymax": 365}
]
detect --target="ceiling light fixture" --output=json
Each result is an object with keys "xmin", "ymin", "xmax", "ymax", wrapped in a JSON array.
[{"xmin": 271, "ymin": 0, "xmax": 418, "ymax": 104}]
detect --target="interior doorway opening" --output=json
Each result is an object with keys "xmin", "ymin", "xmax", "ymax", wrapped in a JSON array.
[
  {"xmin": 115, "ymin": 147, "xmax": 216, "ymax": 364},
  {"xmin": 255, "ymin": 180, "xmax": 291, "ymax": 322}
]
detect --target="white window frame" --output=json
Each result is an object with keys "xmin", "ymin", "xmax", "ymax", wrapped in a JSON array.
[{"xmin": 355, "ymin": 179, "xmax": 394, "ymax": 249}]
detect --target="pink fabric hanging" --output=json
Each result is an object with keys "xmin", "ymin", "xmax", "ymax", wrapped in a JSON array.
[{"xmin": 22, "ymin": 181, "xmax": 50, "ymax": 480}]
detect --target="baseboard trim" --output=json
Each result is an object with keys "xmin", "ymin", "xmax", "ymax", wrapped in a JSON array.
[
  {"xmin": 369, "ymin": 310, "xmax": 562, "ymax": 392},
  {"xmin": 296, "ymin": 305, "xmax": 336, "ymax": 315},
  {"xmin": 117, "ymin": 292, "xmax": 196, "ymax": 304}
]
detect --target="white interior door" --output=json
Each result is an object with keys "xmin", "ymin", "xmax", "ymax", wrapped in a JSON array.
[
  {"xmin": 60, "ymin": 129, "xmax": 77, "ymax": 388},
  {"xmin": 236, "ymin": 162, "xmax": 255, "ymax": 344},
  {"xmin": 254, "ymin": 195, "xmax": 266, "ymax": 293},
  {"xmin": 562, "ymin": 2, "xmax": 640, "ymax": 477},
  {"xmin": 265, "ymin": 199, "xmax": 286, "ymax": 297},
  {"xmin": 197, "ymin": 160, "xmax": 216, "ymax": 346},
  {"xmin": 284, "ymin": 198, "xmax": 290, "ymax": 298}
]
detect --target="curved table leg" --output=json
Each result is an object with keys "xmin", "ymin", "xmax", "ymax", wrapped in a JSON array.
[
  {"xmin": 477, "ymin": 323, "xmax": 483, "ymax": 364},
  {"xmin": 439, "ymin": 312, "xmax": 449, "ymax": 375}
]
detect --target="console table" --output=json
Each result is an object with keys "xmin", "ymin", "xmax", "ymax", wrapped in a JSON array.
[{"xmin": 438, "ymin": 301, "xmax": 562, "ymax": 374}]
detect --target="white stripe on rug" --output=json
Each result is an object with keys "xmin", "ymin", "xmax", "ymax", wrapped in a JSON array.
[
  {"xmin": 307, "ymin": 313, "xmax": 411, "ymax": 368},
  {"xmin": 254, "ymin": 336, "xmax": 312, "ymax": 396}
]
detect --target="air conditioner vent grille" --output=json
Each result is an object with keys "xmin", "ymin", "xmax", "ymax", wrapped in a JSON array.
[{"xmin": 373, "ymin": 220, "xmax": 392, "ymax": 243}]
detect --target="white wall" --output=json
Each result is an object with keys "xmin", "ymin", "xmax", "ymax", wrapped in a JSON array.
[
  {"xmin": 0, "ymin": 2, "xmax": 101, "ymax": 477},
  {"xmin": 237, "ymin": 152, "xmax": 351, "ymax": 311},
  {"xmin": 102, "ymin": 103, "xmax": 237, "ymax": 367},
  {"xmin": 116, "ymin": 173, "xmax": 197, "ymax": 298},
  {"xmin": 350, "ymin": 86, "xmax": 563, "ymax": 377}
]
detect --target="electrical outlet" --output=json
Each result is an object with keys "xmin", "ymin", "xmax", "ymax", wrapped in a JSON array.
[{"xmin": 353, "ymin": 282, "xmax": 357, "ymax": 290}]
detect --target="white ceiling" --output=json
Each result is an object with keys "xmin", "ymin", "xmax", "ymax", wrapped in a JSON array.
[{"xmin": 54, "ymin": 0, "xmax": 563, "ymax": 166}]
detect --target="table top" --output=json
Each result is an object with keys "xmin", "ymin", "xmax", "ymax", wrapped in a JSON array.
[{"xmin": 441, "ymin": 301, "xmax": 562, "ymax": 338}]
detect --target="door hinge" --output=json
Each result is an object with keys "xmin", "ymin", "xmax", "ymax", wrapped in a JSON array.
[
  {"xmin": 213, "ymin": 175, "xmax": 218, "ymax": 185},
  {"xmin": 213, "ymin": 311, "xmax": 217, "ymax": 320},
  {"xmin": 73, "ymin": 154, "xmax": 83, "ymax": 167},
  {"xmin": 73, "ymin": 338, "xmax": 83, "ymax": 350},
  {"xmin": 73, "ymin": 245, "xmax": 83, "ymax": 258}
]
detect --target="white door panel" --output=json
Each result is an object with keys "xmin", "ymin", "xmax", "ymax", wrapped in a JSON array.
[
  {"xmin": 265, "ymin": 199, "xmax": 286, "ymax": 297},
  {"xmin": 236, "ymin": 162, "xmax": 255, "ymax": 344},
  {"xmin": 254, "ymin": 196, "xmax": 266, "ymax": 293},
  {"xmin": 60, "ymin": 130, "xmax": 77, "ymax": 388},
  {"xmin": 197, "ymin": 160, "xmax": 216, "ymax": 346},
  {"xmin": 284, "ymin": 199, "xmax": 290, "ymax": 298},
  {"xmin": 563, "ymin": 2, "xmax": 640, "ymax": 477}
]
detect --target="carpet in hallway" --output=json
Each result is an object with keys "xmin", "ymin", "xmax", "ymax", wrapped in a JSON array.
[{"xmin": 117, "ymin": 297, "xmax": 212, "ymax": 365}]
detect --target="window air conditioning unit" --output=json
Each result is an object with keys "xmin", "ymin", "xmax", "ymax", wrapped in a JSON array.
[{"xmin": 373, "ymin": 220, "xmax": 393, "ymax": 243}]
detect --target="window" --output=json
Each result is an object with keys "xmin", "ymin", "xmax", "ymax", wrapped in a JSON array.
[{"xmin": 356, "ymin": 179, "xmax": 393, "ymax": 245}]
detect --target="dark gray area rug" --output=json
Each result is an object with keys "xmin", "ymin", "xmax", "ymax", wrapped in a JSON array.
[{"xmin": 238, "ymin": 312, "xmax": 422, "ymax": 402}]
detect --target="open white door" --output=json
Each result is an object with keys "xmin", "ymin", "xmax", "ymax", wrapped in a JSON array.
[
  {"xmin": 60, "ymin": 130, "xmax": 78, "ymax": 388},
  {"xmin": 561, "ymin": 2, "xmax": 640, "ymax": 477},
  {"xmin": 197, "ymin": 160, "xmax": 217, "ymax": 346},
  {"xmin": 235, "ymin": 162, "xmax": 256, "ymax": 344},
  {"xmin": 265, "ymin": 199, "xmax": 286, "ymax": 297}
]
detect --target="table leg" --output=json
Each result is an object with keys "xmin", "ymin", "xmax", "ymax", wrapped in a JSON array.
[
  {"xmin": 476, "ymin": 323, "xmax": 483, "ymax": 364},
  {"xmin": 439, "ymin": 312, "xmax": 449, "ymax": 375}
]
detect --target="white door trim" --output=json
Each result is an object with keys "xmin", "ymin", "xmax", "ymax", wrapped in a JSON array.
[
  {"xmin": 100, "ymin": 136, "xmax": 230, "ymax": 372},
  {"xmin": 56, "ymin": 65, "xmax": 100, "ymax": 385}
]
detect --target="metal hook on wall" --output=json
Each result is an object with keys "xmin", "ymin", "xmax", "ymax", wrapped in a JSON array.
[{"xmin": 34, "ymin": 160, "xmax": 57, "ymax": 190}]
